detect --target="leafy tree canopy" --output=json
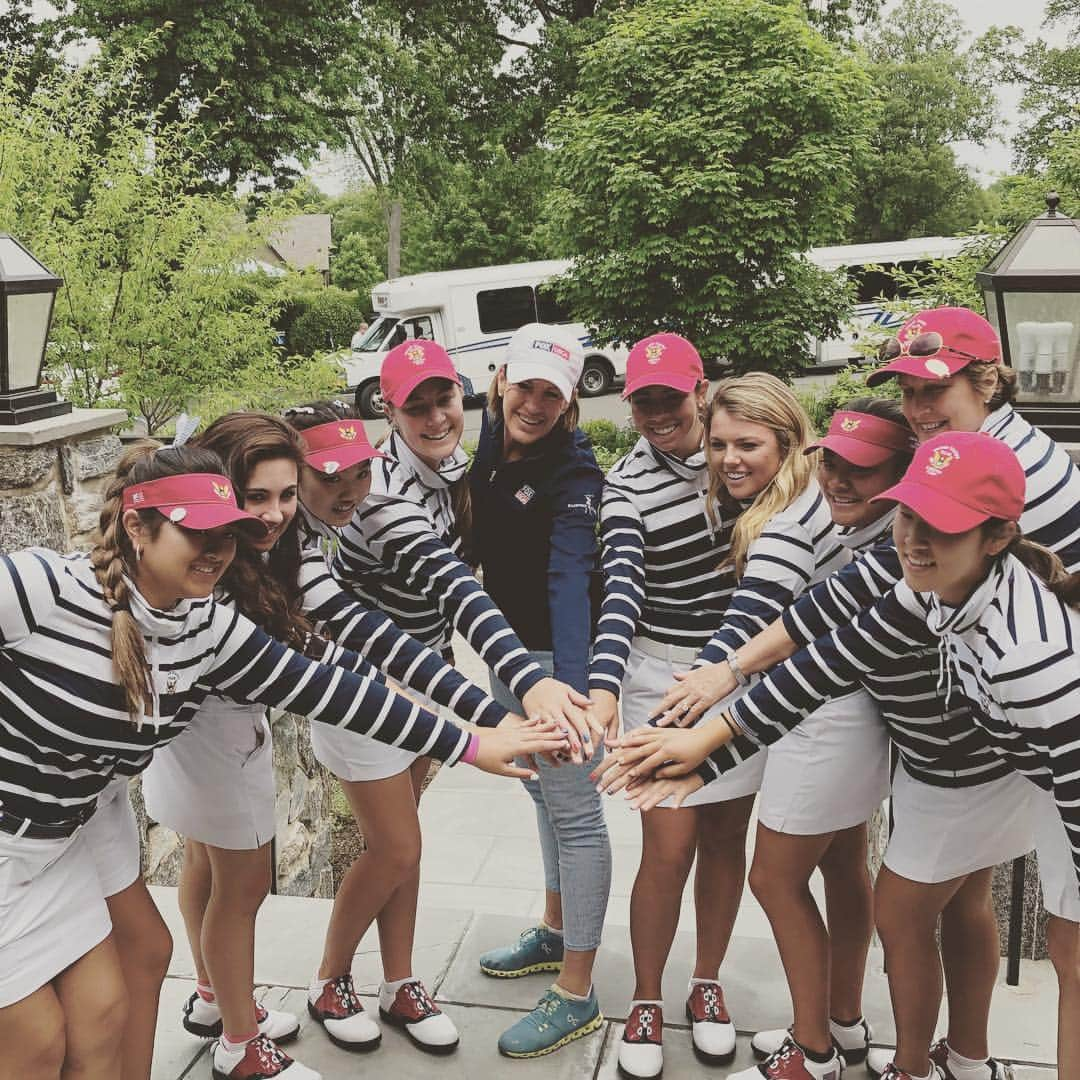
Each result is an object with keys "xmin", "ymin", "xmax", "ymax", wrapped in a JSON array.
[
  {"xmin": 545, "ymin": 0, "xmax": 876, "ymax": 376},
  {"xmin": 0, "ymin": 44, "xmax": 338, "ymax": 435},
  {"xmin": 64, "ymin": 0, "xmax": 359, "ymax": 188},
  {"xmin": 849, "ymin": 0, "xmax": 1001, "ymax": 242}
]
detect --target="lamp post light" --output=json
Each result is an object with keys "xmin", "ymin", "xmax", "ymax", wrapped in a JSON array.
[
  {"xmin": 977, "ymin": 193, "xmax": 1080, "ymax": 441},
  {"xmin": 0, "ymin": 234, "xmax": 71, "ymax": 425}
]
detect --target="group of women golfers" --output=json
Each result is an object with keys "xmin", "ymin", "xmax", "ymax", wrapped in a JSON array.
[{"xmin": 0, "ymin": 306, "xmax": 1076, "ymax": 1080}]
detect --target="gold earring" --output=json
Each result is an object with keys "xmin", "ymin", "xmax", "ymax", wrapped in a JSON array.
[{"xmin": 135, "ymin": 545, "xmax": 143, "ymax": 562}]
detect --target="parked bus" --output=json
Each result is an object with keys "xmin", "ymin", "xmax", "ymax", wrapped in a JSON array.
[{"xmin": 342, "ymin": 239, "xmax": 970, "ymax": 417}]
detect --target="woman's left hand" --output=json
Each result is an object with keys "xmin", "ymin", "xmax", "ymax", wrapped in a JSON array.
[
  {"xmin": 590, "ymin": 725, "xmax": 712, "ymax": 794},
  {"xmin": 624, "ymin": 773, "xmax": 705, "ymax": 812}
]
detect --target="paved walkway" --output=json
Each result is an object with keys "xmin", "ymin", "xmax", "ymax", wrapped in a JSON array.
[{"xmin": 150, "ymin": 638, "xmax": 1060, "ymax": 1078}]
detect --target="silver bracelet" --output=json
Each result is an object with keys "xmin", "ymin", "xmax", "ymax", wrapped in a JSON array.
[{"xmin": 727, "ymin": 651, "xmax": 750, "ymax": 688}]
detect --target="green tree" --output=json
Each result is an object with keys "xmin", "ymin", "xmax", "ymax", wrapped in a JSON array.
[
  {"xmin": 545, "ymin": 0, "xmax": 876, "ymax": 377},
  {"xmin": 288, "ymin": 287, "xmax": 365, "ymax": 356},
  {"xmin": 332, "ymin": 232, "xmax": 384, "ymax": 297},
  {"xmin": 64, "ymin": 0, "xmax": 357, "ymax": 187},
  {"xmin": 0, "ymin": 48, "xmax": 337, "ymax": 435},
  {"xmin": 984, "ymin": 0, "xmax": 1080, "ymax": 173},
  {"xmin": 850, "ymin": 0, "xmax": 1001, "ymax": 242}
]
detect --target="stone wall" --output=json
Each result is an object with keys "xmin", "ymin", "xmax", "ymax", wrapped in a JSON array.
[
  {"xmin": 0, "ymin": 430, "xmax": 123, "ymax": 552},
  {"xmin": 0, "ymin": 412, "xmax": 335, "ymax": 899}
]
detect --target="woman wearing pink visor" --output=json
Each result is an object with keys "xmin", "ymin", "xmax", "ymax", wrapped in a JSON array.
[{"xmin": 0, "ymin": 442, "xmax": 564, "ymax": 1080}]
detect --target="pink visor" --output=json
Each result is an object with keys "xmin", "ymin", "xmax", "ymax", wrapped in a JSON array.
[
  {"xmin": 867, "ymin": 307, "xmax": 1002, "ymax": 388},
  {"xmin": 870, "ymin": 432, "xmax": 1024, "ymax": 533},
  {"xmin": 123, "ymin": 473, "xmax": 267, "ymax": 535},
  {"xmin": 622, "ymin": 333, "xmax": 704, "ymax": 399},
  {"xmin": 302, "ymin": 420, "xmax": 385, "ymax": 475},
  {"xmin": 805, "ymin": 410, "xmax": 914, "ymax": 467},
  {"xmin": 381, "ymin": 340, "xmax": 461, "ymax": 407}
]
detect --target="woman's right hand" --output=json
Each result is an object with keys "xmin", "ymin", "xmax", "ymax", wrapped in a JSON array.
[
  {"xmin": 590, "ymin": 724, "xmax": 714, "ymax": 794},
  {"xmin": 651, "ymin": 662, "xmax": 736, "ymax": 727},
  {"xmin": 470, "ymin": 724, "xmax": 570, "ymax": 780},
  {"xmin": 522, "ymin": 677, "xmax": 606, "ymax": 763},
  {"xmin": 589, "ymin": 688, "xmax": 621, "ymax": 746}
]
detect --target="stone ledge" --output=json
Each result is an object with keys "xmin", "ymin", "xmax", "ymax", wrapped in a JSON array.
[{"xmin": 0, "ymin": 407, "xmax": 127, "ymax": 447}]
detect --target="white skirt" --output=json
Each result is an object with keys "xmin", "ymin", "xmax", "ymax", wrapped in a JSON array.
[
  {"xmin": 621, "ymin": 639, "xmax": 765, "ymax": 807},
  {"xmin": 1032, "ymin": 789, "xmax": 1080, "ymax": 921},
  {"xmin": 758, "ymin": 688, "xmax": 890, "ymax": 835},
  {"xmin": 309, "ymin": 680, "xmax": 429, "ymax": 783},
  {"xmin": 83, "ymin": 778, "xmax": 141, "ymax": 898},
  {"xmin": 0, "ymin": 825, "xmax": 111, "ymax": 1007},
  {"xmin": 142, "ymin": 698, "xmax": 276, "ymax": 850},
  {"xmin": 884, "ymin": 762, "xmax": 1037, "ymax": 883}
]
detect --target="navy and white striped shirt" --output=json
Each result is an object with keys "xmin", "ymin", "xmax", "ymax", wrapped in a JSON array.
[
  {"xmin": 783, "ymin": 405, "xmax": 1080, "ymax": 648},
  {"xmin": 695, "ymin": 480, "xmax": 849, "ymax": 668},
  {"xmin": 588, "ymin": 439, "xmax": 739, "ymax": 696},
  {"xmin": 335, "ymin": 433, "xmax": 545, "ymax": 699},
  {"xmin": 0, "ymin": 548, "xmax": 470, "ymax": 831},
  {"xmin": 298, "ymin": 540, "xmax": 505, "ymax": 727}
]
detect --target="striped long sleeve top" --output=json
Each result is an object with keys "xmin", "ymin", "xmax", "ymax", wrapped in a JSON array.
[
  {"xmin": 728, "ymin": 555, "xmax": 1080, "ymax": 886},
  {"xmin": 783, "ymin": 405, "xmax": 1080, "ymax": 648},
  {"xmin": 0, "ymin": 548, "xmax": 470, "ymax": 832},
  {"xmin": 694, "ymin": 480, "xmax": 849, "ymax": 669},
  {"xmin": 335, "ymin": 433, "xmax": 545, "ymax": 700},
  {"xmin": 587, "ymin": 439, "xmax": 739, "ymax": 697},
  {"xmin": 297, "ymin": 519, "xmax": 505, "ymax": 726}
]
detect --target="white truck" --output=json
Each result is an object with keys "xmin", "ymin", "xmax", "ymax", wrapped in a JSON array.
[
  {"xmin": 342, "ymin": 239, "xmax": 970, "ymax": 417},
  {"xmin": 342, "ymin": 260, "xmax": 629, "ymax": 418}
]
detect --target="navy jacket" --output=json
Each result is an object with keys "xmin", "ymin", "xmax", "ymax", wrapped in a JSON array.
[{"xmin": 469, "ymin": 409, "xmax": 603, "ymax": 694}]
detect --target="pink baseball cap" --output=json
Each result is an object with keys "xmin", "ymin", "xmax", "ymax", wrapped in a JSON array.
[
  {"xmin": 867, "ymin": 307, "xmax": 1002, "ymax": 388},
  {"xmin": 123, "ymin": 473, "xmax": 267, "ymax": 535},
  {"xmin": 301, "ymin": 419, "xmax": 385, "ymax": 475},
  {"xmin": 381, "ymin": 340, "xmax": 461, "ymax": 407},
  {"xmin": 805, "ymin": 410, "xmax": 914, "ymax": 467},
  {"xmin": 622, "ymin": 333, "xmax": 705, "ymax": 399},
  {"xmin": 871, "ymin": 432, "xmax": 1025, "ymax": 533}
]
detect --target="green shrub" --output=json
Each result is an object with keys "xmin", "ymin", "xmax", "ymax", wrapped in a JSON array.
[
  {"xmin": 796, "ymin": 366, "xmax": 900, "ymax": 433},
  {"xmin": 288, "ymin": 286, "xmax": 365, "ymax": 356}
]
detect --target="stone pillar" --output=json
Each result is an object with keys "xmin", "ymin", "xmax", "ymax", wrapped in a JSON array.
[
  {"xmin": 0, "ymin": 409, "xmax": 335, "ymax": 901},
  {"xmin": 0, "ymin": 408, "xmax": 127, "ymax": 552}
]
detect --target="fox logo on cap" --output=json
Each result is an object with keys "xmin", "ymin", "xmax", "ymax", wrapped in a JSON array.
[
  {"xmin": 644, "ymin": 341, "xmax": 665, "ymax": 365},
  {"xmin": 339, "ymin": 424, "xmax": 358, "ymax": 441},
  {"xmin": 925, "ymin": 446, "xmax": 959, "ymax": 476},
  {"xmin": 840, "ymin": 416, "xmax": 861, "ymax": 432},
  {"xmin": 212, "ymin": 482, "xmax": 231, "ymax": 500},
  {"xmin": 405, "ymin": 344, "xmax": 425, "ymax": 365},
  {"xmin": 924, "ymin": 357, "xmax": 951, "ymax": 378}
]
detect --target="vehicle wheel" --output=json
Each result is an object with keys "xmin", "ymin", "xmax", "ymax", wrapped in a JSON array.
[
  {"xmin": 356, "ymin": 380, "xmax": 385, "ymax": 420},
  {"xmin": 579, "ymin": 357, "xmax": 613, "ymax": 397}
]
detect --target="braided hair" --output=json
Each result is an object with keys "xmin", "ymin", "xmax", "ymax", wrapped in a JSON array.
[{"xmin": 90, "ymin": 441, "xmax": 227, "ymax": 722}]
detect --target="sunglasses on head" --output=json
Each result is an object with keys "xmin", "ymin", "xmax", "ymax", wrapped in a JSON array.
[{"xmin": 878, "ymin": 331, "xmax": 989, "ymax": 366}]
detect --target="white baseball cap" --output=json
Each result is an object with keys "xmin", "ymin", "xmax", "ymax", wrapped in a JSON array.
[{"xmin": 504, "ymin": 323, "xmax": 584, "ymax": 403}]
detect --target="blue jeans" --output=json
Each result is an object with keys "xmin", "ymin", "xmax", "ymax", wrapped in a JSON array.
[{"xmin": 489, "ymin": 654, "xmax": 612, "ymax": 952}]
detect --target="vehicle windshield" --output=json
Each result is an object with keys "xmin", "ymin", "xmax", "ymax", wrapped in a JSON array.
[{"xmin": 354, "ymin": 317, "xmax": 398, "ymax": 352}]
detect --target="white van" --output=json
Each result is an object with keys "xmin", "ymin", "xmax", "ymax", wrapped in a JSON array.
[
  {"xmin": 342, "ymin": 259, "xmax": 629, "ymax": 418},
  {"xmin": 808, "ymin": 236, "xmax": 971, "ymax": 366}
]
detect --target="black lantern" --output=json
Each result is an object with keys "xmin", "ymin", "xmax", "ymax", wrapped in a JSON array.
[
  {"xmin": 0, "ymin": 234, "xmax": 71, "ymax": 425},
  {"xmin": 977, "ymin": 194, "xmax": 1080, "ymax": 440}
]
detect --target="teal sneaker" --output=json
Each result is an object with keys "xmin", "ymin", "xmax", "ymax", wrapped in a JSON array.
[
  {"xmin": 498, "ymin": 986, "xmax": 603, "ymax": 1058},
  {"xmin": 479, "ymin": 925, "xmax": 564, "ymax": 978}
]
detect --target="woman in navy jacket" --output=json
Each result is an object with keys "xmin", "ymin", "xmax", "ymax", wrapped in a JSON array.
[{"xmin": 468, "ymin": 322, "xmax": 611, "ymax": 1060}]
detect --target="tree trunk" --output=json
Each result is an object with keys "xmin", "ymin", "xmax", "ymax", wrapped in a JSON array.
[{"xmin": 387, "ymin": 200, "xmax": 402, "ymax": 280}]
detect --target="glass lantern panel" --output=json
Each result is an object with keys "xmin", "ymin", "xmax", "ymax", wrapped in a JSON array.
[
  {"xmin": 1006, "ymin": 224, "xmax": 1080, "ymax": 272},
  {"xmin": 1002, "ymin": 291, "xmax": 1080, "ymax": 403},
  {"xmin": 4, "ymin": 291, "xmax": 53, "ymax": 392},
  {"xmin": 0, "ymin": 236, "xmax": 53, "ymax": 281},
  {"xmin": 982, "ymin": 289, "xmax": 999, "ymax": 331}
]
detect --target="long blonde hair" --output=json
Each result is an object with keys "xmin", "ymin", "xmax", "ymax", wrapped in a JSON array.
[{"xmin": 706, "ymin": 372, "xmax": 816, "ymax": 578}]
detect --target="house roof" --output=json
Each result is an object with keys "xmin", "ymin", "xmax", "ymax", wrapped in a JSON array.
[{"xmin": 267, "ymin": 214, "xmax": 332, "ymax": 273}]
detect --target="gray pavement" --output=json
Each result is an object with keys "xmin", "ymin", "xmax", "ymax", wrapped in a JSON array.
[{"xmin": 149, "ymin": 636, "xmax": 1060, "ymax": 1078}]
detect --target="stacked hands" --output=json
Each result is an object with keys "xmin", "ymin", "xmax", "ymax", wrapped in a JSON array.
[
  {"xmin": 485, "ymin": 676, "xmax": 609, "ymax": 777},
  {"xmin": 589, "ymin": 660, "xmax": 739, "ymax": 810}
]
